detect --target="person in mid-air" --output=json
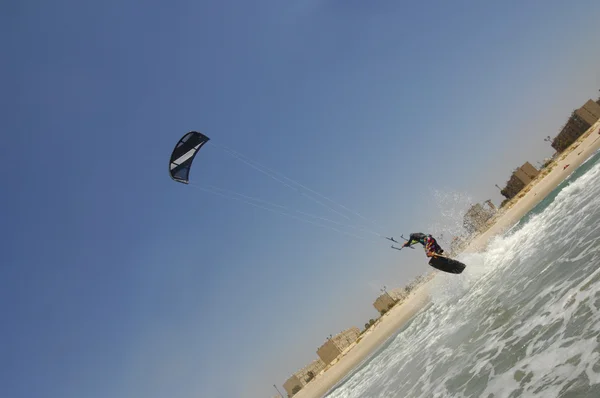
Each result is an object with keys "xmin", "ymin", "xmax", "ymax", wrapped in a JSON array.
[{"xmin": 402, "ymin": 233, "xmax": 444, "ymax": 257}]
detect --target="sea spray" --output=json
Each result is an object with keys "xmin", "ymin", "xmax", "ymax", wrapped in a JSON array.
[
  {"xmin": 426, "ymin": 189, "xmax": 474, "ymax": 249},
  {"xmin": 326, "ymin": 152, "xmax": 600, "ymax": 398}
]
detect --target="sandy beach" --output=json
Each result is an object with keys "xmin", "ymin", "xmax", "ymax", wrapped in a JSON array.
[
  {"xmin": 293, "ymin": 283, "xmax": 431, "ymax": 398},
  {"xmin": 289, "ymin": 120, "xmax": 600, "ymax": 398},
  {"xmin": 465, "ymin": 119, "xmax": 600, "ymax": 253}
]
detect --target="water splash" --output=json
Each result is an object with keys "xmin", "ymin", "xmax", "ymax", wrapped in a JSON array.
[
  {"xmin": 426, "ymin": 189, "xmax": 475, "ymax": 249},
  {"xmin": 326, "ymin": 153, "xmax": 600, "ymax": 398}
]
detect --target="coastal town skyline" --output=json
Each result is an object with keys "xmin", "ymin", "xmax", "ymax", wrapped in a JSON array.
[
  {"xmin": 278, "ymin": 94, "xmax": 600, "ymax": 396},
  {"xmin": 278, "ymin": 107, "xmax": 600, "ymax": 397},
  {"xmin": 3, "ymin": 1, "xmax": 600, "ymax": 398}
]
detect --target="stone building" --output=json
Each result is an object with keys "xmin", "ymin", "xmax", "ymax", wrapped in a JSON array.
[
  {"xmin": 283, "ymin": 358, "xmax": 326, "ymax": 397},
  {"xmin": 463, "ymin": 200, "xmax": 497, "ymax": 234},
  {"xmin": 373, "ymin": 288, "xmax": 407, "ymax": 315},
  {"xmin": 500, "ymin": 162, "xmax": 540, "ymax": 200},
  {"xmin": 316, "ymin": 327, "xmax": 361, "ymax": 365},
  {"xmin": 552, "ymin": 99, "xmax": 600, "ymax": 152}
]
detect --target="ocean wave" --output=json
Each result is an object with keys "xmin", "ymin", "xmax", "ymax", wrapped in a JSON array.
[{"xmin": 325, "ymin": 153, "xmax": 600, "ymax": 398}]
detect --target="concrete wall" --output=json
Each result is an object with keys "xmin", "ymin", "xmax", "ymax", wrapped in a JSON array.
[
  {"xmin": 501, "ymin": 162, "xmax": 539, "ymax": 199},
  {"xmin": 501, "ymin": 173, "xmax": 526, "ymax": 199},
  {"xmin": 373, "ymin": 292, "xmax": 397, "ymax": 315},
  {"xmin": 514, "ymin": 168, "xmax": 533, "ymax": 185},
  {"xmin": 373, "ymin": 288, "xmax": 409, "ymax": 315},
  {"xmin": 577, "ymin": 99, "xmax": 600, "ymax": 125},
  {"xmin": 336, "ymin": 327, "xmax": 360, "ymax": 349},
  {"xmin": 520, "ymin": 162, "xmax": 540, "ymax": 180},
  {"xmin": 317, "ymin": 328, "xmax": 361, "ymax": 365},
  {"xmin": 389, "ymin": 287, "xmax": 408, "ymax": 301},
  {"xmin": 283, "ymin": 376, "xmax": 302, "ymax": 397},
  {"xmin": 552, "ymin": 115, "xmax": 589, "ymax": 152},
  {"xmin": 283, "ymin": 359, "xmax": 326, "ymax": 396},
  {"xmin": 316, "ymin": 339, "xmax": 341, "ymax": 366},
  {"xmin": 463, "ymin": 202, "xmax": 496, "ymax": 233},
  {"xmin": 553, "ymin": 99, "xmax": 600, "ymax": 152}
]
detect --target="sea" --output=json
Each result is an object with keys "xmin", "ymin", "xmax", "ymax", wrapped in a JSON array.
[{"xmin": 325, "ymin": 149, "xmax": 600, "ymax": 398}]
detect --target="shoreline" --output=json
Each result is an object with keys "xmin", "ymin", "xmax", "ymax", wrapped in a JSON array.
[
  {"xmin": 465, "ymin": 119, "xmax": 600, "ymax": 253},
  {"xmin": 292, "ymin": 283, "xmax": 431, "ymax": 398},
  {"xmin": 290, "ymin": 120, "xmax": 600, "ymax": 398}
]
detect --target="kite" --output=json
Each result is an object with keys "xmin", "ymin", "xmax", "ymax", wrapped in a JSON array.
[{"xmin": 168, "ymin": 131, "xmax": 210, "ymax": 184}]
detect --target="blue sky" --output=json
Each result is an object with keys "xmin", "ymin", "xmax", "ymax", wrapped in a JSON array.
[{"xmin": 2, "ymin": 1, "xmax": 600, "ymax": 397}]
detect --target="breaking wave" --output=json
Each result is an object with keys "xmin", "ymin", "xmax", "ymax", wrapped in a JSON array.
[{"xmin": 325, "ymin": 152, "xmax": 600, "ymax": 397}]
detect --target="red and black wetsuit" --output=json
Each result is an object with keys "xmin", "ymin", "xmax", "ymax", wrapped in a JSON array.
[{"xmin": 404, "ymin": 233, "xmax": 444, "ymax": 256}]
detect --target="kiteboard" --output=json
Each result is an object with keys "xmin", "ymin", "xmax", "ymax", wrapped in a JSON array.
[{"xmin": 428, "ymin": 255, "xmax": 466, "ymax": 274}]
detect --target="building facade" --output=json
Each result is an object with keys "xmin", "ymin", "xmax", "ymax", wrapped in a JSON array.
[
  {"xmin": 283, "ymin": 358, "xmax": 326, "ymax": 397},
  {"xmin": 450, "ymin": 235, "xmax": 468, "ymax": 255},
  {"xmin": 577, "ymin": 99, "xmax": 600, "ymax": 125},
  {"xmin": 501, "ymin": 162, "xmax": 540, "ymax": 200},
  {"xmin": 552, "ymin": 99, "xmax": 600, "ymax": 152},
  {"xmin": 501, "ymin": 174, "xmax": 526, "ymax": 200},
  {"xmin": 517, "ymin": 162, "xmax": 540, "ymax": 181},
  {"xmin": 373, "ymin": 292, "xmax": 396, "ymax": 315},
  {"xmin": 463, "ymin": 201, "xmax": 497, "ymax": 235},
  {"xmin": 316, "ymin": 327, "xmax": 361, "ymax": 365},
  {"xmin": 373, "ymin": 288, "xmax": 407, "ymax": 315}
]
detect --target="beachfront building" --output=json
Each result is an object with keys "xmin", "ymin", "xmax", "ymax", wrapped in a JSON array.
[
  {"xmin": 316, "ymin": 327, "xmax": 361, "ymax": 365},
  {"xmin": 552, "ymin": 99, "xmax": 600, "ymax": 152},
  {"xmin": 463, "ymin": 200, "xmax": 497, "ymax": 234},
  {"xmin": 500, "ymin": 162, "xmax": 540, "ymax": 200},
  {"xmin": 373, "ymin": 288, "xmax": 407, "ymax": 315},
  {"xmin": 373, "ymin": 292, "xmax": 396, "ymax": 315},
  {"xmin": 501, "ymin": 173, "xmax": 525, "ymax": 200},
  {"xmin": 449, "ymin": 235, "xmax": 467, "ymax": 255},
  {"xmin": 283, "ymin": 358, "xmax": 326, "ymax": 397}
]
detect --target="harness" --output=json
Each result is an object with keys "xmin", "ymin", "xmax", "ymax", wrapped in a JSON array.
[
  {"xmin": 411, "ymin": 235, "xmax": 436, "ymax": 253},
  {"xmin": 412, "ymin": 235, "xmax": 431, "ymax": 246}
]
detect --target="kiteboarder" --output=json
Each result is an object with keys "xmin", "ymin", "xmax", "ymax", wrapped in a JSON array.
[
  {"xmin": 394, "ymin": 233, "xmax": 466, "ymax": 274},
  {"xmin": 402, "ymin": 233, "xmax": 444, "ymax": 257}
]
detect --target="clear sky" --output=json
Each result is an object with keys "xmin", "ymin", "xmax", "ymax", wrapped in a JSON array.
[{"xmin": 2, "ymin": 1, "xmax": 600, "ymax": 397}]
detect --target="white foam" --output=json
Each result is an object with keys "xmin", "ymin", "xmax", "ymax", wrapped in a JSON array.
[{"xmin": 326, "ymin": 157, "xmax": 600, "ymax": 398}]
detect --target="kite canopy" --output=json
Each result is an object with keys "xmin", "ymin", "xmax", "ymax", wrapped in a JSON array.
[{"xmin": 169, "ymin": 131, "xmax": 210, "ymax": 184}]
